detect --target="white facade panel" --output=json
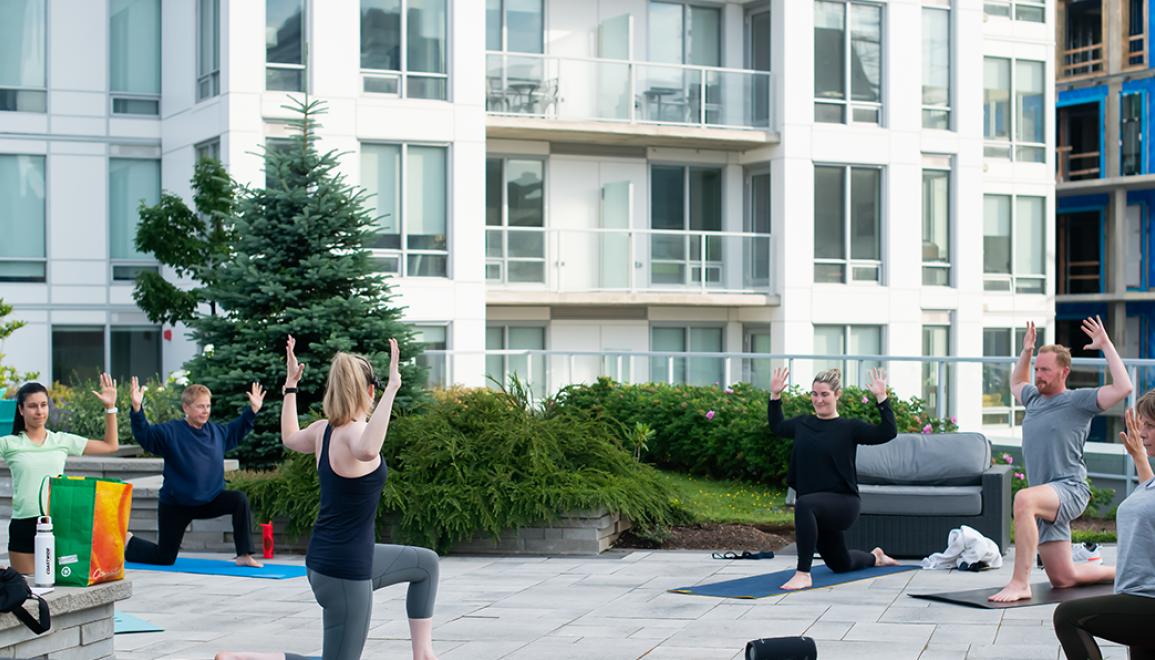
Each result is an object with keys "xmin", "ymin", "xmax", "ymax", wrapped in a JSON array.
[{"xmin": 49, "ymin": 155, "xmax": 107, "ymax": 261}]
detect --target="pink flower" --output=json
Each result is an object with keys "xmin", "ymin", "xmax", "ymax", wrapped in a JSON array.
[
  {"xmin": 950, "ymin": 416, "xmax": 957, "ymax": 424},
  {"xmin": 862, "ymin": 396, "xmax": 869, "ymax": 404},
  {"xmin": 922, "ymin": 424, "xmax": 932, "ymax": 433},
  {"xmin": 1003, "ymin": 453, "xmax": 1013, "ymax": 464},
  {"xmin": 706, "ymin": 410, "xmax": 716, "ymax": 420},
  {"xmin": 1015, "ymin": 472, "xmax": 1024, "ymax": 480},
  {"xmin": 724, "ymin": 388, "xmax": 733, "ymax": 394}
]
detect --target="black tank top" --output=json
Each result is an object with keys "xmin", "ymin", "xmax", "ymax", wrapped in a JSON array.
[{"xmin": 305, "ymin": 424, "xmax": 388, "ymax": 580}]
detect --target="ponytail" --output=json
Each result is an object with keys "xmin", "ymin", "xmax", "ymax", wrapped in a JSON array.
[{"xmin": 12, "ymin": 382, "xmax": 48, "ymax": 436}]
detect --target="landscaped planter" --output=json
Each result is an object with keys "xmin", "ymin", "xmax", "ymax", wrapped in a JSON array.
[{"xmin": 0, "ymin": 399, "xmax": 15, "ymax": 432}]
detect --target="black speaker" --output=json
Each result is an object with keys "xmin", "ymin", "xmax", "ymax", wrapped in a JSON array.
[{"xmin": 745, "ymin": 636, "xmax": 817, "ymax": 660}]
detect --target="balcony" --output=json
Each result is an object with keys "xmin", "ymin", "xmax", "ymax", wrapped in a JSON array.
[
  {"xmin": 485, "ymin": 52, "xmax": 776, "ymax": 151},
  {"xmin": 485, "ymin": 227, "xmax": 773, "ymax": 304}
]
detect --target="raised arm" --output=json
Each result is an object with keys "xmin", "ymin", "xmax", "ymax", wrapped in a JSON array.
[
  {"xmin": 280, "ymin": 335, "xmax": 317, "ymax": 454},
  {"xmin": 767, "ymin": 367, "xmax": 800, "ymax": 438},
  {"xmin": 128, "ymin": 376, "xmax": 165, "ymax": 454},
  {"xmin": 1010, "ymin": 321, "xmax": 1036, "ymax": 405},
  {"xmin": 1120, "ymin": 407, "xmax": 1155, "ymax": 483},
  {"xmin": 83, "ymin": 372, "xmax": 120, "ymax": 456},
  {"xmin": 856, "ymin": 368, "xmax": 897, "ymax": 445},
  {"xmin": 1083, "ymin": 315, "xmax": 1134, "ymax": 410},
  {"xmin": 352, "ymin": 338, "xmax": 401, "ymax": 462}
]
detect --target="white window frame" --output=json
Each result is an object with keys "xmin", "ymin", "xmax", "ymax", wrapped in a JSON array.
[
  {"xmin": 813, "ymin": 163, "xmax": 884, "ymax": 286},
  {"xmin": 982, "ymin": 193, "xmax": 1046, "ymax": 294},
  {"xmin": 983, "ymin": 56, "xmax": 1046, "ymax": 163},
  {"xmin": 921, "ymin": 321, "xmax": 951, "ymax": 418},
  {"xmin": 981, "ymin": 326, "xmax": 1029, "ymax": 429},
  {"xmin": 197, "ymin": 0, "xmax": 221, "ymax": 101},
  {"xmin": 485, "ymin": 323, "xmax": 547, "ymax": 396},
  {"xmin": 921, "ymin": 4, "xmax": 951, "ymax": 130},
  {"xmin": 108, "ymin": 0, "xmax": 162, "ymax": 116},
  {"xmin": 50, "ymin": 323, "xmax": 164, "ymax": 384},
  {"xmin": 0, "ymin": 153, "xmax": 47, "ymax": 283},
  {"xmin": 361, "ymin": 141, "xmax": 451, "ymax": 279},
  {"xmin": 649, "ymin": 323, "xmax": 727, "ymax": 386},
  {"xmin": 0, "ymin": 0, "xmax": 47, "ymax": 114},
  {"xmin": 648, "ymin": 163, "xmax": 726, "ymax": 289},
  {"xmin": 488, "ymin": 0, "xmax": 545, "ymax": 54},
  {"xmin": 360, "ymin": 0, "xmax": 449, "ymax": 100},
  {"xmin": 814, "ymin": 0, "xmax": 885, "ymax": 126},
  {"xmin": 982, "ymin": 1, "xmax": 1045, "ymax": 23},
  {"xmin": 485, "ymin": 155, "xmax": 547, "ymax": 286},
  {"xmin": 921, "ymin": 158, "xmax": 952, "ymax": 287},
  {"xmin": 411, "ymin": 323, "xmax": 450, "ymax": 389},
  {"xmin": 813, "ymin": 323, "xmax": 884, "ymax": 389},
  {"xmin": 266, "ymin": 0, "xmax": 307, "ymax": 93},
  {"xmin": 108, "ymin": 157, "xmax": 161, "ymax": 281}
]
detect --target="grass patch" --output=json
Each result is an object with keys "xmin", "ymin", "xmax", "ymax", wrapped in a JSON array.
[{"xmin": 659, "ymin": 470, "xmax": 793, "ymax": 527}]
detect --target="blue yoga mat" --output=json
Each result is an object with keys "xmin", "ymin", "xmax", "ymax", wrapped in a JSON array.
[
  {"xmin": 124, "ymin": 557, "xmax": 308, "ymax": 579},
  {"xmin": 114, "ymin": 610, "xmax": 163, "ymax": 634},
  {"xmin": 670, "ymin": 564, "xmax": 920, "ymax": 599}
]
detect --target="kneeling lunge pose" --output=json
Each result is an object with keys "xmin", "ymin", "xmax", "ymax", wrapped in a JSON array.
[
  {"xmin": 216, "ymin": 336, "xmax": 439, "ymax": 660},
  {"xmin": 769, "ymin": 367, "xmax": 899, "ymax": 591}
]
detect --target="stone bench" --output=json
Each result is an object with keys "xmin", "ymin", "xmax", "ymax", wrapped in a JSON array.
[{"xmin": 0, "ymin": 579, "xmax": 130, "ymax": 660}]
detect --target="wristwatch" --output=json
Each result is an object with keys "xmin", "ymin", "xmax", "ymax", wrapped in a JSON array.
[{"xmin": 282, "ymin": 386, "xmax": 298, "ymax": 395}]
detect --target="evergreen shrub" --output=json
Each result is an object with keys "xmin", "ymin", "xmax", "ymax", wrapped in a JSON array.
[
  {"xmin": 551, "ymin": 377, "xmax": 958, "ymax": 485},
  {"xmin": 227, "ymin": 383, "xmax": 692, "ymax": 553}
]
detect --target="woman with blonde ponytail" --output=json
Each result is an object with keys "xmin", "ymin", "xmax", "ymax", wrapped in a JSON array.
[
  {"xmin": 768, "ymin": 366, "xmax": 899, "ymax": 590},
  {"xmin": 216, "ymin": 337, "xmax": 440, "ymax": 660}
]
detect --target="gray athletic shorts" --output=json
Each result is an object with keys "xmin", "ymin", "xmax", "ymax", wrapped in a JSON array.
[{"xmin": 1038, "ymin": 480, "xmax": 1091, "ymax": 544}]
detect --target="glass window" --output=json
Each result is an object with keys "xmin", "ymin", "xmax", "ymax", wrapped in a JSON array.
[
  {"xmin": 361, "ymin": 0, "xmax": 447, "ymax": 100},
  {"xmin": 984, "ymin": 194, "xmax": 1044, "ymax": 293},
  {"xmin": 1123, "ymin": 92, "xmax": 1143, "ymax": 176},
  {"xmin": 743, "ymin": 325, "xmax": 771, "ymax": 390},
  {"xmin": 111, "ymin": 326, "xmax": 162, "ymax": 382},
  {"xmin": 982, "ymin": 327, "xmax": 1027, "ymax": 426},
  {"xmin": 53, "ymin": 327, "xmax": 104, "ymax": 384},
  {"xmin": 198, "ymin": 0, "xmax": 221, "ymax": 100},
  {"xmin": 267, "ymin": 0, "xmax": 305, "ymax": 92},
  {"xmin": 648, "ymin": 2, "xmax": 719, "ymax": 66},
  {"xmin": 815, "ymin": 324, "xmax": 882, "ymax": 387},
  {"xmin": 361, "ymin": 143, "xmax": 449, "ymax": 278},
  {"xmin": 922, "ymin": 325, "xmax": 950, "ymax": 417},
  {"xmin": 196, "ymin": 139, "xmax": 221, "ymax": 162},
  {"xmin": 0, "ymin": 154, "xmax": 46, "ymax": 282},
  {"xmin": 984, "ymin": 57, "xmax": 1044, "ymax": 161},
  {"xmin": 412, "ymin": 325, "xmax": 447, "ymax": 388},
  {"xmin": 650, "ymin": 326, "xmax": 723, "ymax": 386},
  {"xmin": 922, "ymin": 8, "xmax": 950, "ymax": 130},
  {"xmin": 0, "ymin": 0, "xmax": 46, "ymax": 113},
  {"xmin": 814, "ymin": 164, "xmax": 882, "ymax": 284},
  {"xmin": 110, "ymin": 159, "xmax": 161, "ymax": 261},
  {"xmin": 650, "ymin": 165, "xmax": 723, "ymax": 288},
  {"xmin": 110, "ymin": 0, "xmax": 161, "ymax": 115},
  {"xmin": 486, "ymin": 325, "xmax": 545, "ymax": 397},
  {"xmin": 983, "ymin": 2, "xmax": 1045, "ymax": 23},
  {"xmin": 815, "ymin": 0, "xmax": 883, "ymax": 125},
  {"xmin": 485, "ymin": 157, "xmax": 545, "ymax": 284},
  {"xmin": 922, "ymin": 169, "xmax": 950, "ymax": 286},
  {"xmin": 485, "ymin": 0, "xmax": 543, "ymax": 53}
]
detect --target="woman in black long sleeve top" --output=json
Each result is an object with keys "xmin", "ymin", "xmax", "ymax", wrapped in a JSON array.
[{"xmin": 769, "ymin": 366, "xmax": 900, "ymax": 591}]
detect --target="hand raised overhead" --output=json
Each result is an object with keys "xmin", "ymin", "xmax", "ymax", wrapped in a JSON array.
[
  {"xmin": 866, "ymin": 367, "xmax": 888, "ymax": 402},
  {"xmin": 247, "ymin": 383, "xmax": 266, "ymax": 413},
  {"xmin": 91, "ymin": 373, "xmax": 118, "ymax": 409},
  {"xmin": 1082, "ymin": 315, "xmax": 1111, "ymax": 351},
  {"xmin": 769, "ymin": 367, "xmax": 790, "ymax": 398},
  {"xmin": 285, "ymin": 335, "xmax": 304, "ymax": 386}
]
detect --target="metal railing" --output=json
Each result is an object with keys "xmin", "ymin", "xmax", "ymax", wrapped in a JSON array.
[
  {"xmin": 485, "ymin": 227, "xmax": 772, "ymax": 295},
  {"xmin": 485, "ymin": 51, "xmax": 772, "ymax": 130}
]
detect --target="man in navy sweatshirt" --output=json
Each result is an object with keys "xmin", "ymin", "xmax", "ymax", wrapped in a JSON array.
[{"xmin": 126, "ymin": 378, "xmax": 266, "ymax": 567}]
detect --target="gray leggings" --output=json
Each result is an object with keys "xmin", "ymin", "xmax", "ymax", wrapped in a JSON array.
[{"xmin": 304, "ymin": 544, "xmax": 440, "ymax": 660}]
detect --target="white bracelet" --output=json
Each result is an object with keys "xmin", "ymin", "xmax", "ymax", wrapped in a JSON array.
[{"xmin": 105, "ymin": 407, "xmax": 118, "ymax": 414}]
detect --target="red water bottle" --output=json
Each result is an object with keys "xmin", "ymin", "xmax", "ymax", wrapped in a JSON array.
[{"xmin": 260, "ymin": 521, "xmax": 274, "ymax": 559}]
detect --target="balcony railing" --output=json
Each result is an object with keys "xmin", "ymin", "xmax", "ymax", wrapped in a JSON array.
[
  {"xmin": 1062, "ymin": 42, "xmax": 1103, "ymax": 78},
  {"xmin": 485, "ymin": 227, "xmax": 772, "ymax": 295},
  {"xmin": 485, "ymin": 52, "xmax": 772, "ymax": 130},
  {"xmin": 1056, "ymin": 145, "xmax": 1100, "ymax": 182}
]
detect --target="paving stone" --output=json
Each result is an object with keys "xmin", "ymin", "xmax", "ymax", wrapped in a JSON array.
[
  {"xmin": 801, "ymin": 639, "xmax": 927, "ymax": 660},
  {"xmin": 928, "ymin": 623, "xmax": 999, "ymax": 646},
  {"xmin": 964, "ymin": 643, "xmax": 1061, "ymax": 660},
  {"xmin": 804, "ymin": 620, "xmax": 852, "ymax": 640},
  {"xmin": 842, "ymin": 621, "xmax": 936, "ymax": 645}
]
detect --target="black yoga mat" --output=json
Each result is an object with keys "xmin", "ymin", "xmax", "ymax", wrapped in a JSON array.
[
  {"xmin": 671, "ymin": 564, "xmax": 919, "ymax": 599},
  {"xmin": 910, "ymin": 581, "xmax": 1117, "ymax": 609}
]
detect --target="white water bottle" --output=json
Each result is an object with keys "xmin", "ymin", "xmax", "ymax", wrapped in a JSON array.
[{"xmin": 34, "ymin": 516, "xmax": 54, "ymax": 588}]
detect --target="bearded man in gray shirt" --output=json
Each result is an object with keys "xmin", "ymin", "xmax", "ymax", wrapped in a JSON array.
[{"xmin": 990, "ymin": 317, "xmax": 1132, "ymax": 603}]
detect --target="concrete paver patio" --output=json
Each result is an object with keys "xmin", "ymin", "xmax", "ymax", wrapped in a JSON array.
[{"xmin": 99, "ymin": 545, "xmax": 1127, "ymax": 660}]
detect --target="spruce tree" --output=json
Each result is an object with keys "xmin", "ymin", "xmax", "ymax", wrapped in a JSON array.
[{"xmin": 185, "ymin": 98, "xmax": 425, "ymax": 467}]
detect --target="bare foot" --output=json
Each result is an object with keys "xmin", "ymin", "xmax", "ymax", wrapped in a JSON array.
[
  {"xmin": 780, "ymin": 571, "xmax": 812, "ymax": 590},
  {"xmin": 988, "ymin": 582, "xmax": 1032, "ymax": 602},
  {"xmin": 871, "ymin": 547, "xmax": 900, "ymax": 567},
  {"xmin": 236, "ymin": 554, "xmax": 264, "ymax": 568}
]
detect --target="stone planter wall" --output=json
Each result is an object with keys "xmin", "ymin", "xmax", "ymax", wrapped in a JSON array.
[{"xmin": 0, "ymin": 579, "xmax": 131, "ymax": 660}]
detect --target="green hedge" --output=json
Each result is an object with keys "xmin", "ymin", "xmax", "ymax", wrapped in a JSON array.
[
  {"xmin": 227, "ymin": 384, "xmax": 692, "ymax": 553},
  {"xmin": 552, "ymin": 377, "xmax": 958, "ymax": 485}
]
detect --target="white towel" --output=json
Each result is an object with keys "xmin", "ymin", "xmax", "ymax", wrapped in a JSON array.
[{"xmin": 920, "ymin": 525, "xmax": 1004, "ymax": 570}]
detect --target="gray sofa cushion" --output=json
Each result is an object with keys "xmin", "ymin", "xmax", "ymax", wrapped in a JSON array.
[
  {"xmin": 857, "ymin": 432, "xmax": 991, "ymax": 487},
  {"xmin": 859, "ymin": 484, "xmax": 983, "ymax": 516}
]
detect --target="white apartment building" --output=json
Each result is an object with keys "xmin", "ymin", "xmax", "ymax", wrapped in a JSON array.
[{"xmin": 0, "ymin": 0, "xmax": 1054, "ymax": 432}]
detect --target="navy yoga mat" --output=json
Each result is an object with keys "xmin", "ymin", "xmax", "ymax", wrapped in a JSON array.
[
  {"xmin": 910, "ymin": 581, "xmax": 1117, "ymax": 609},
  {"xmin": 124, "ymin": 557, "xmax": 308, "ymax": 579},
  {"xmin": 670, "ymin": 564, "xmax": 920, "ymax": 598},
  {"xmin": 113, "ymin": 610, "xmax": 163, "ymax": 634}
]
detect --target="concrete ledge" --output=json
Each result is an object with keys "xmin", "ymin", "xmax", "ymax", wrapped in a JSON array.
[{"xmin": 0, "ymin": 579, "xmax": 130, "ymax": 660}]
